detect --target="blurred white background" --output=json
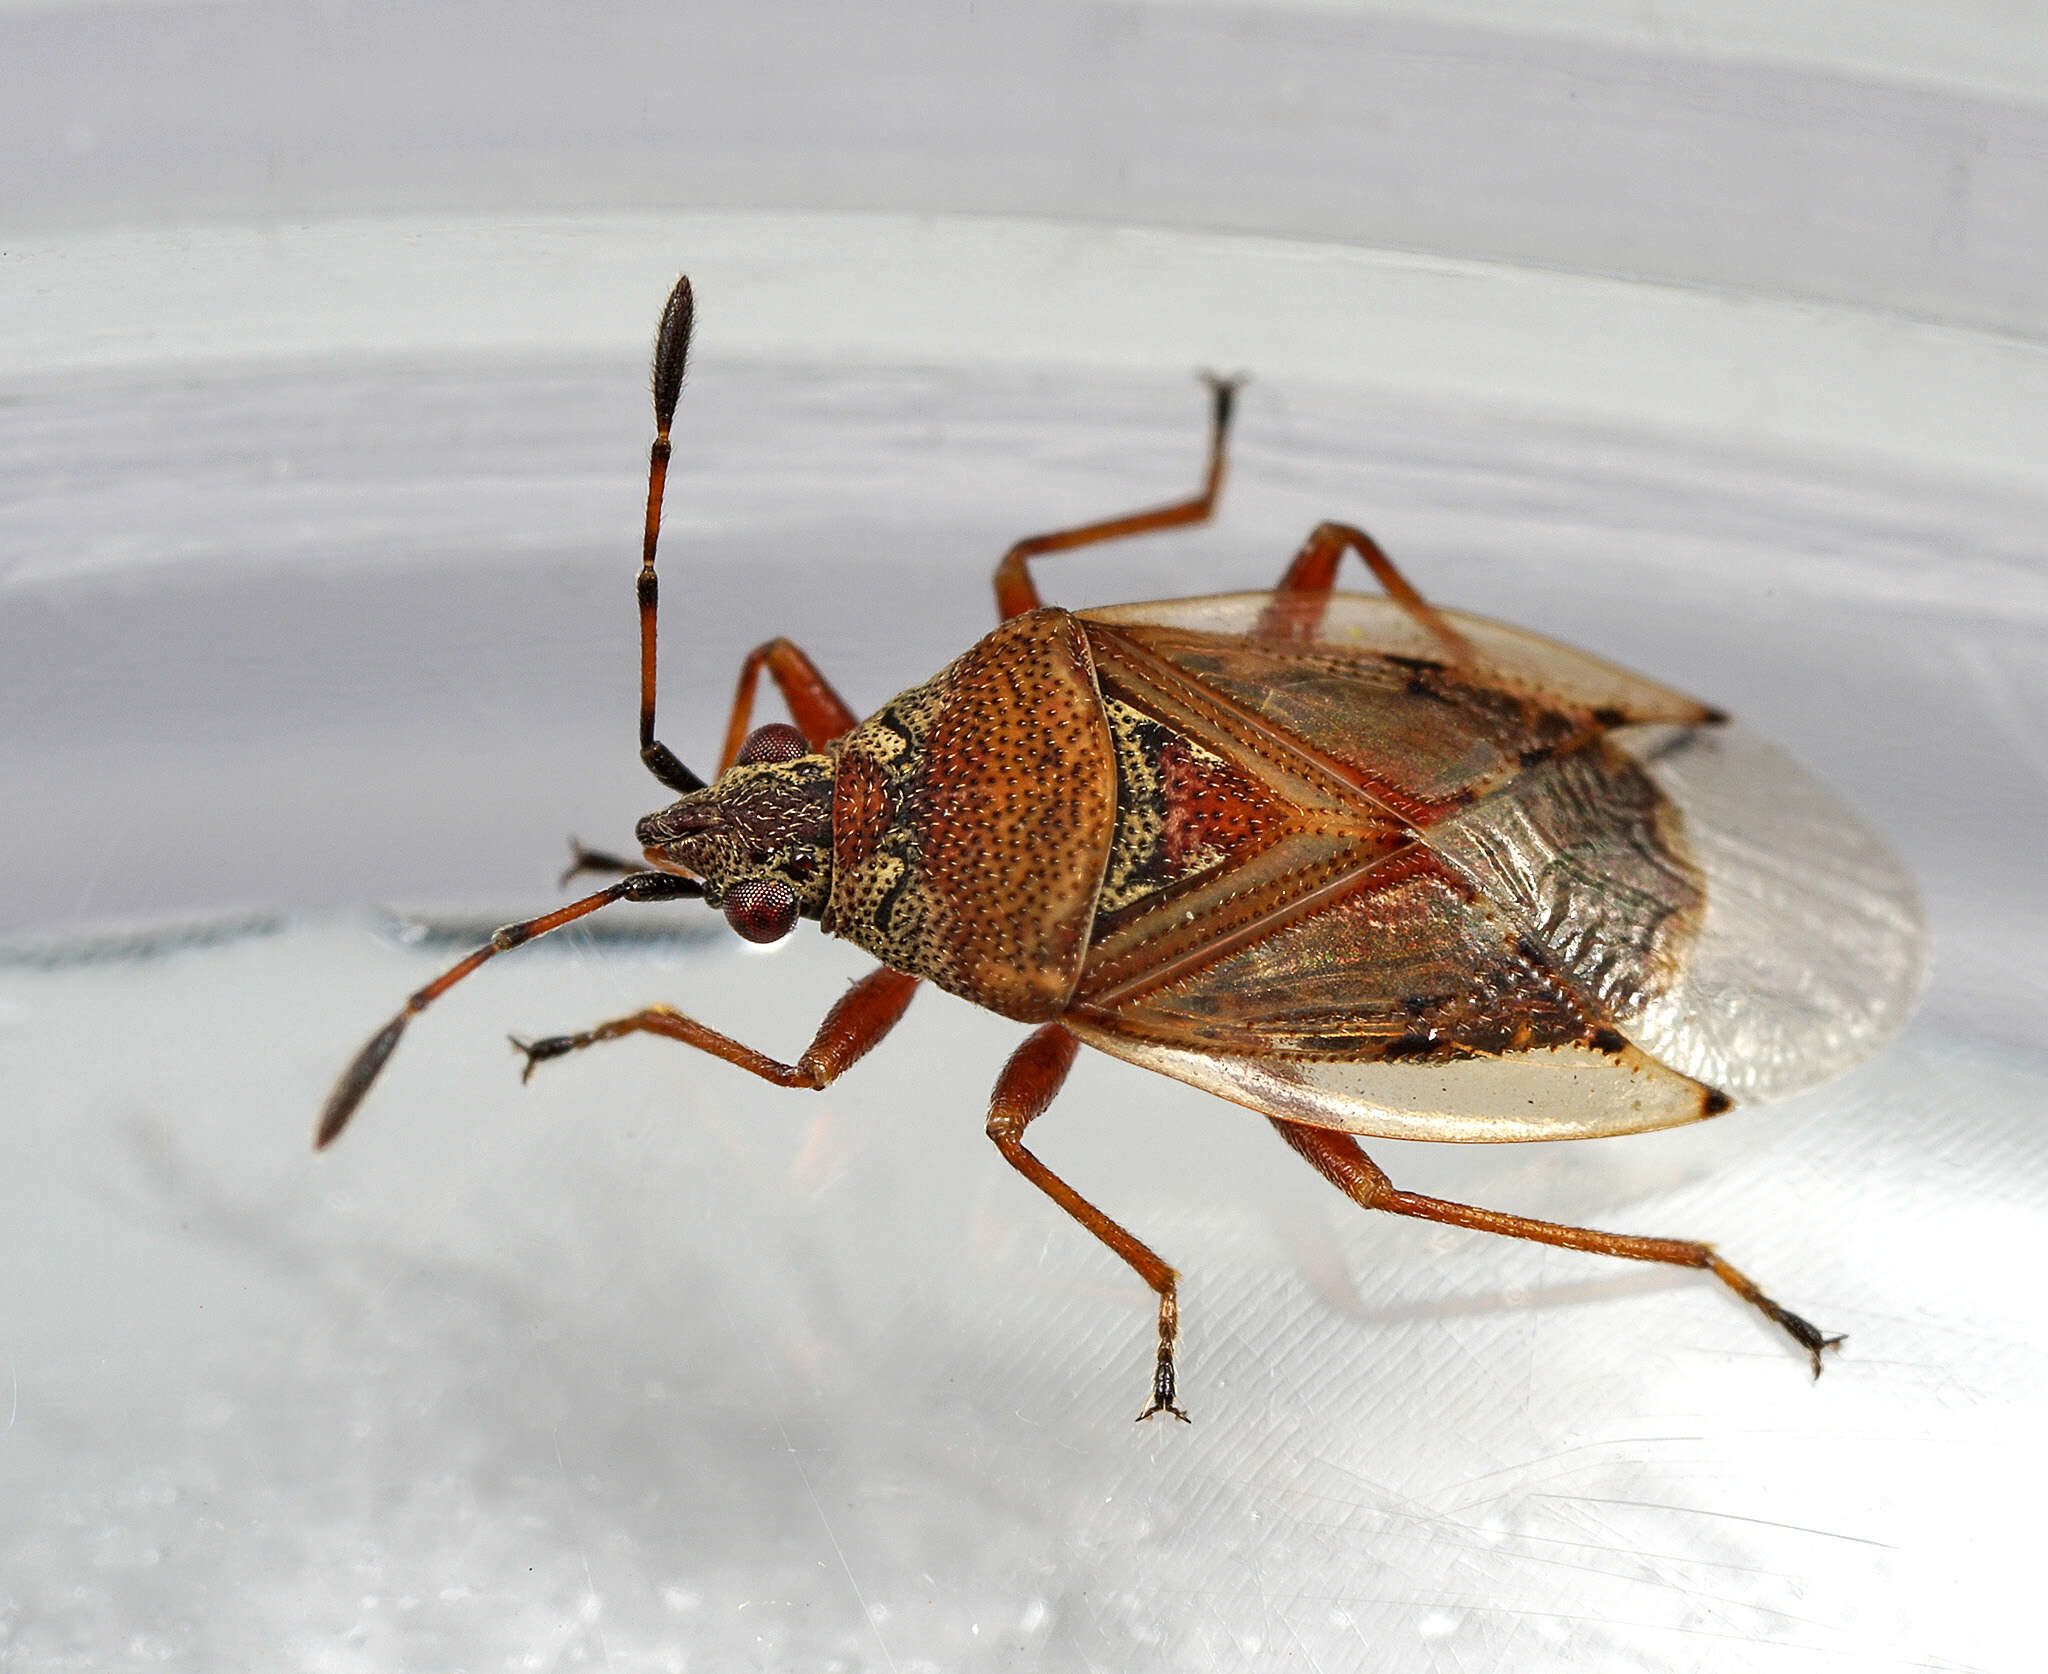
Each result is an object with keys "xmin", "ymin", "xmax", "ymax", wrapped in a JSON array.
[{"xmin": 3, "ymin": 3, "xmax": 2045, "ymax": 1670}]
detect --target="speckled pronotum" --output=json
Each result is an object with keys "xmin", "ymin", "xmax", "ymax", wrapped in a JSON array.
[{"xmin": 319, "ymin": 275, "xmax": 1926, "ymax": 1421}]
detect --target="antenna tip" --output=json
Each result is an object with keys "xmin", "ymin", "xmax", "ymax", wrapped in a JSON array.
[
  {"xmin": 652, "ymin": 275, "xmax": 694, "ymax": 425},
  {"xmin": 314, "ymin": 1012, "xmax": 409, "ymax": 1150}
]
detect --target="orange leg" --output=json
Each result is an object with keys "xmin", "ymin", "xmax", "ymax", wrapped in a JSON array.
[
  {"xmin": 715, "ymin": 638, "xmax": 860, "ymax": 771},
  {"xmin": 985, "ymin": 1026, "xmax": 1191, "ymax": 1422},
  {"xmin": 561, "ymin": 635, "xmax": 859, "ymax": 891},
  {"xmin": 514, "ymin": 965, "xmax": 919, "ymax": 1091},
  {"xmin": 1271, "ymin": 1119, "xmax": 1843, "ymax": 1376},
  {"xmin": 993, "ymin": 375, "xmax": 1241, "ymax": 622},
  {"xmin": 1256, "ymin": 521, "xmax": 1473, "ymax": 662}
]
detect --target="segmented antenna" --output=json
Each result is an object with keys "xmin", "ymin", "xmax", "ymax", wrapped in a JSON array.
[
  {"xmin": 314, "ymin": 871, "xmax": 703, "ymax": 1149},
  {"xmin": 638, "ymin": 274, "xmax": 703, "ymax": 795}
]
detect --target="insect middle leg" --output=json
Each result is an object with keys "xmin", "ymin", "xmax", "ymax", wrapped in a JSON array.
[
  {"xmin": 993, "ymin": 375, "xmax": 1242, "ymax": 621},
  {"xmin": 1270, "ymin": 1118, "xmax": 1843, "ymax": 1377},
  {"xmin": 514, "ymin": 965, "xmax": 920, "ymax": 1091},
  {"xmin": 985, "ymin": 1025, "xmax": 1190, "ymax": 1422}
]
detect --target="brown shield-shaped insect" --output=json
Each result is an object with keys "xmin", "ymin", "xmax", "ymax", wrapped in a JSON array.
[{"xmin": 319, "ymin": 276, "xmax": 1927, "ymax": 1421}]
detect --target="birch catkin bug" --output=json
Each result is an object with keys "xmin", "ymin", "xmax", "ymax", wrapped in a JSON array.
[{"xmin": 319, "ymin": 275, "xmax": 1927, "ymax": 1421}]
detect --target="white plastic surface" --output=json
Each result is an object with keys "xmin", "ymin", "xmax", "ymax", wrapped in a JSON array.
[{"xmin": 4, "ymin": 6, "xmax": 2047, "ymax": 1673}]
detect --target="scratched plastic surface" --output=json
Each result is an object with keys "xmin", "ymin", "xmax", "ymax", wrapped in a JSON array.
[{"xmin": 6, "ymin": 6, "xmax": 2048, "ymax": 1674}]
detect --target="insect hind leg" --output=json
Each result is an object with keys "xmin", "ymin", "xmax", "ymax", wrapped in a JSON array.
[
  {"xmin": 1257, "ymin": 521, "xmax": 1474, "ymax": 662},
  {"xmin": 1270, "ymin": 1118, "xmax": 1843, "ymax": 1378},
  {"xmin": 993, "ymin": 375, "xmax": 1241, "ymax": 622}
]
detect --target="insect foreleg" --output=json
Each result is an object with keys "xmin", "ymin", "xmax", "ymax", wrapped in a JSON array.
[
  {"xmin": 992, "ymin": 374, "xmax": 1241, "ymax": 622},
  {"xmin": 1270, "ymin": 1118, "xmax": 1844, "ymax": 1377},
  {"xmin": 716, "ymin": 638, "xmax": 860, "ymax": 771},
  {"xmin": 1258, "ymin": 521, "xmax": 1474, "ymax": 662},
  {"xmin": 556, "ymin": 839, "xmax": 644, "ymax": 890},
  {"xmin": 512, "ymin": 965, "xmax": 919, "ymax": 1091},
  {"xmin": 565, "ymin": 639, "xmax": 858, "ymax": 892},
  {"xmin": 985, "ymin": 1025, "xmax": 1191, "ymax": 1423}
]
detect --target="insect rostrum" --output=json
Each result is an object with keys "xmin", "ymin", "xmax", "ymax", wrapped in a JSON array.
[{"xmin": 319, "ymin": 275, "xmax": 1926, "ymax": 1421}]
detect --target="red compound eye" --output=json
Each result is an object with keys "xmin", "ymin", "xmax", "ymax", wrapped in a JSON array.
[
  {"xmin": 722, "ymin": 876, "xmax": 798, "ymax": 944},
  {"xmin": 736, "ymin": 723, "xmax": 808, "ymax": 766}
]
